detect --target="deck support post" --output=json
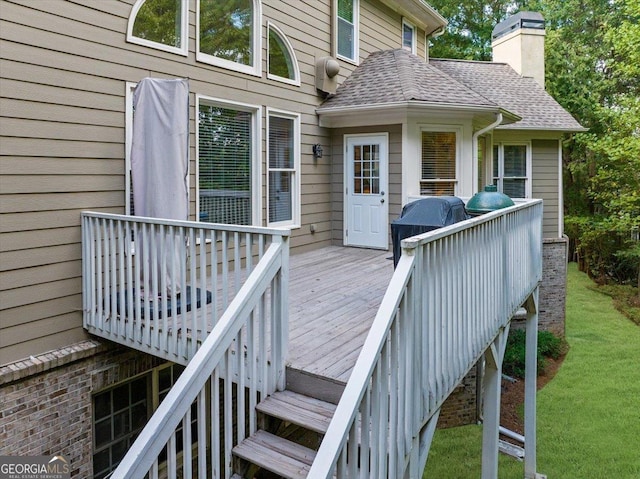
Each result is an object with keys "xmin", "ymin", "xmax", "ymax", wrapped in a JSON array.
[
  {"xmin": 524, "ymin": 288, "xmax": 540, "ymax": 478},
  {"xmin": 481, "ymin": 324, "xmax": 509, "ymax": 479}
]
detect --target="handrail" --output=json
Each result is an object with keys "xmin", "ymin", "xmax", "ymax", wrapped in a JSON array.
[
  {"xmin": 110, "ymin": 237, "xmax": 289, "ymax": 478},
  {"xmin": 307, "ymin": 199, "xmax": 543, "ymax": 478},
  {"xmin": 82, "ymin": 211, "xmax": 290, "ymax": 364}
]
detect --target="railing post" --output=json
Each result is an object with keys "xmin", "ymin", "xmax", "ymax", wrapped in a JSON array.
[
  {"xmin": 481, "ymin": 324, "xmax": 509, "ymax": 479},
  {"xmin": 275, "ymin": 234, "xmax": 289, "ymax": 391},
  {"xmin": 524, "ymin": 288, "xmax": 540, "ymax": 478}
]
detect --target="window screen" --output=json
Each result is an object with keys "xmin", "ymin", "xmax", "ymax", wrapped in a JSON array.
[
  {"xmin": 198, "ymin": 104, "xmax": 252, "ymax": 225},
  {"xmin": 420, "ymin": 131, "xmax": 457, "ymax": 195}
]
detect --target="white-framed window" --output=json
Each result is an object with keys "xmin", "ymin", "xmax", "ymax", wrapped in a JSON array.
[
  {"xmin": 127, "ymin": 0, "xmax": 189, "ymax": 56},
  {"xmin": 197, "ymin": 0, "xmax": 262, "ymax": 76},
  {"xmin": 196, "ymin": 96, "xmax": 261, "ymax": 226},
  {"xmin": 493, "ymin": 143, "xmax": 532, "ymax": 198},
  {"xmin": 92, "ymin": 364, "xmax": 195, "ymax": 479},
  {"xmin": 267, "ymin": 109, "xmax": 300, "ymax": 227},
  {"xmin": 335, "ymin": 0, "xmax": 359, "ymax": 63},
  {"xmin": 420, "ymin": 129, "xmax": 459, "ymax": 196},
  {"xmin": 402, "ymin": 18, "xmax": 416, "ymax": 53},
  {"xmin": 267, "ymin": 22, "xmax": 300, "ymax": 86}
]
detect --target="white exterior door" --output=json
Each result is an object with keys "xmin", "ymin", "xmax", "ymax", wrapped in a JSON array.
[{"xmin": 345, "ymin": 134, "xmax": 389, "ymax": 249}]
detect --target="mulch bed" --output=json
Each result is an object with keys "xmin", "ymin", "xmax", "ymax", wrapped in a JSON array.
[{"xmin": 500, "ymin": 353, "xmax": 567, "ymax": 435}]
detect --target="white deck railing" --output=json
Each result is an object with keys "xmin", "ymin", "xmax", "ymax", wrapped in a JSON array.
[
  {"xmin": 307, "ymin": 199, "xmax": 543, "ymax": 478},
  {"xmin": 101, "ymin": 216, "xmax": 289, "ymax": 479},
  {"xmin": 82, "ymin": 211, "xmax": 289, "ymax": 365}
]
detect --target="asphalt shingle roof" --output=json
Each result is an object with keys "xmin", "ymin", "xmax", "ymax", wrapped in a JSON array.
[
  {"xmin": 318, "ymin": 49, "xmax": 498, "ymax": 111},
  {"xmin": 429, "ymin": 59, "xmax": 585, "ymax": 131},
  {"xmin": 318, "ymin": 49, "xmax": 585, "ymax": 132}
]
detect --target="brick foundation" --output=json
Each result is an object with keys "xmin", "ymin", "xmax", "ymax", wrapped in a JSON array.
[{"xmin": 0, "ymin": 341, "xmax": 163, "ymax": 478}]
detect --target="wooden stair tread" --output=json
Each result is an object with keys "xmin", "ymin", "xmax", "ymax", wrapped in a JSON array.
[
  {"xmin": 257, "ymin": 390, "xmax": 336, "ymax": 434},
  {"xmin": 233, "ymin": 430, "xmax": 316, "ymax": 479}
]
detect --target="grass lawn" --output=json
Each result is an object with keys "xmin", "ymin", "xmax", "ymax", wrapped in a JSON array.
[{"xmin": 423, "ymin": 263, "xmax": 640, "ymax": 478}]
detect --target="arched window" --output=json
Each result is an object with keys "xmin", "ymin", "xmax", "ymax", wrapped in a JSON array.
[
  {"xmin": 267, "ymin": 23, "xmax": 300, "ymax": 86},
  {"xmin": 127, "ymin": 0, "xmax": 188, "ymax": 56},
  {"xmin": 197, "ymin": 0, "xmax": 262, "ymax": 76}
]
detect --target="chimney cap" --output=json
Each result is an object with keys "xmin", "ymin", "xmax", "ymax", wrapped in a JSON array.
[{"xmin": 492, "ymin": 11, "xmax": 544, "ymax": 41}]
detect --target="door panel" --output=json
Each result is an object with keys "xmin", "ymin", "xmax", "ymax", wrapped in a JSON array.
[{"xmin": 345, "ymin": 135, "xmax": 388, "ymax": 249}]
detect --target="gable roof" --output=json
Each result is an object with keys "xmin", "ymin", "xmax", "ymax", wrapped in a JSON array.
[
  {"xmin": 430, "ymin": 59, "xmax": 586, "ymax": 132},
  {"xmin": 317, "ymin": 49, "xmax": 514, "ymax": 118}
]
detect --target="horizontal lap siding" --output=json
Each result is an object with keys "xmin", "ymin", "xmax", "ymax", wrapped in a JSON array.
[
  {"xmin": 531, "ymin": 139, "xmax": 561, "ymax": 238},
  {"xmin": 0, "ymin": 0, "xmax": 409, "ymax": 363}
]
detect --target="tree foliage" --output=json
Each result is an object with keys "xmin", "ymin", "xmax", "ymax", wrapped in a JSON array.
[{"xmin": 429, "ymin": 0, "xmax": 640, "ymax": 287}]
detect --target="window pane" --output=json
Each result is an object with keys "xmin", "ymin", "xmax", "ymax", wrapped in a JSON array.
[
  {"xmin": 493, "ymin": 145, "xmax": 499, "ymax": 178},
  {"xmin": 337, "ymin": 0, "xmax": 354, "ymax": 22},
  {"xmin": 421, "ymin": 132, "xmax": 456, "ymax": 196},
  {"xmin": 133, "ymin": 0, "xmax": 183, "ymax": 48},
  {"xmin": 503, "ymin": 179, "xmax": 526, "ymax": 198},
  {"xmin": 199, "ymin": 104, "xmax": 252, "ymax": 225},
  {"xmin": 269, "ymin": 171, "xmax": 292, "ymax": 223},
  {"xmin": 269, "ymin": 28, "xmax": 295, "ymax": 80},
  {"xmin": 504, "ymin": 145, "xmax": 527, "ymax": 176},
  {"xmin": 199, "ymin": 0, "xmax": 253, "ymax": 66},
  {"xmin": 269, "ymin": 117, "xmax": 294, "ymax": 169},
  {"xmin": 337, "ymin": 17, "xmax": 354, "ymax": 59},
  {"xmin": 403, "ymin": 23, "xmax": 414, "ymax": 50}
]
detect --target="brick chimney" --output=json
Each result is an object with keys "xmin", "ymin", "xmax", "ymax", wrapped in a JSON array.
[{"xmin": 491, "ymin": 12, "xmax": 546, "ymax": 88}]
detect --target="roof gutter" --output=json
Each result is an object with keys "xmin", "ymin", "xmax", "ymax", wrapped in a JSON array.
[{"xmin": 472, "ymin": 112, "xmax": 503, "ymax": 194}]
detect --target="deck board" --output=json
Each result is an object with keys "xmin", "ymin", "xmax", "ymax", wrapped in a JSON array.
[{"xmin": 287, "ymin": 246, "xmax": 393, "ymax": 384}]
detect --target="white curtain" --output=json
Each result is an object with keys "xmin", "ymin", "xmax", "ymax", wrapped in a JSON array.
[{"xmin": 131, "ymin": 77, "xmax": 189, "ymax": 298}]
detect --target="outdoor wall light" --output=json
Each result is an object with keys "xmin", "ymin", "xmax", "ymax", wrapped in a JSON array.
[{"xmin": 312, "ymin": 144, "xmax": 323, "ymax": 159}]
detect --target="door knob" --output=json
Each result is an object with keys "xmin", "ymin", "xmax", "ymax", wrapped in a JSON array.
[{"xmin": 380, "ymin": 198, "xmax": 385, "ymax": 203}]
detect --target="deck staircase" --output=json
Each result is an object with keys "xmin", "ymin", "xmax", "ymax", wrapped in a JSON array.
[
  {"xmin": 85, "ymin": 199, "xmax": 545, "ymax": 479},
  {"xmin": 232, "ymin": 390, "xmax": 336, "ymax": 478}
]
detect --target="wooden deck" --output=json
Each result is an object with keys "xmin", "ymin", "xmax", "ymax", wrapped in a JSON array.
[{"xmin": 287, "ymin": 246, "xmax": 393, "ymax": 385}]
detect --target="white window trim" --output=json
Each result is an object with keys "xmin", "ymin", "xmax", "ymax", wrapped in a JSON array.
[
  {"xmin": 266, "ymin": 22, "xmax": 301, "ymax": 87},
  {"xmin": 266, "ymin": 108, "xmax": 301, "ymax": 228},
  {"xmin": 196, "ymin": 0, "xmax": 262, "ymax": 77},
  {"xmin": 195, "ymin": 95, "xmax": 262, "ymax": 226},
  {"xmin": 126, "ymin": 0, "xmax": 189, "ymax": 56},
  {"xmin": 125, "ymin": 82, "xmax": 137, "ymax": 217},
  {"xmin": 493, "ymin": 142, "xmax": 532, "ymax": 199},
  {"xmin": 334, "ymin": 0, "xmax": 360, "ymax": 65},
  {"xmin": 402, "ymin": 18, "xmax": 416, "ymax": 54},
  {"xmin": 418, "ymin": 125, "xmax": 462, "ymax": 196}
]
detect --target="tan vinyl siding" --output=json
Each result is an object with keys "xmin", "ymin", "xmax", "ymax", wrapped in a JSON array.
[
  {"xmin": 0, "ymin": 0, "xmax": 413, "ymax": 363},
  {"xmin": 531, "ymin": 139, "xmax": 561, "ymax": 238},
  {"xmin": 330, "ymin": 125, "xmax": 403, "ymax": 247}
]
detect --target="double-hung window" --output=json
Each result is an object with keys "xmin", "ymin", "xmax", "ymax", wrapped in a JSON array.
[
  {"xmin": 493, "ymin": 143, "xmax": 531, "ymax": 198},
  {"xmin": 197, "ymin": 97, "xmax": 261, "ymax": 225},
  {"xmin": 402, "ymin": 19, "xmax": 416, "ymax": 53},
  {"xmin": 420, "ymin": 131, "xmax": 458, "ymax": 195},
  {"xmin": 197, "ymin": 0, "xmax": 261, "ymax": 75},
  {"xmin": 336, "ymin": 0, "xmax": 359, "ymax": 63},
  {"xmin": 267, "ymin": 110, "xmax": 300, "ymax": 227}
]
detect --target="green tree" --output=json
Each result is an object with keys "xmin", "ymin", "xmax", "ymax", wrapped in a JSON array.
[{"xmin": 428, "ymin": 0, "xmax": 522, "ymax": 60}]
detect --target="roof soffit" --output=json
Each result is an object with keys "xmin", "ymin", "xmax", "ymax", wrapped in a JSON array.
[{"xmin": 377, "ymin": 0, "xmax": 447, "ymax": 34}]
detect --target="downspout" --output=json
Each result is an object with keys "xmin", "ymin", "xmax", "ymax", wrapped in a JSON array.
[
  {"xmin": 472, "ymin": 113, "xmax": 503, "ymax": 195},
  {"xmin": 425, "ymin": 25, "xmax": 445, "ymax": 62}
]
